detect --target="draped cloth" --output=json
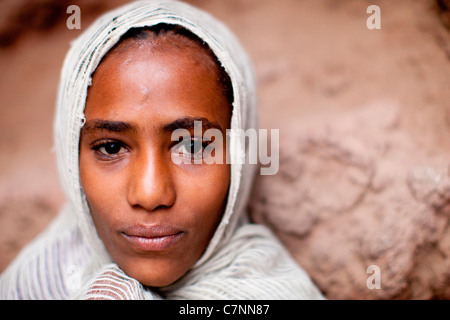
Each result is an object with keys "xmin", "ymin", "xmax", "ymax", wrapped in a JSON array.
[{"xmin": 0, "ymin": 0, "xmax": 324, "ymax": 299}]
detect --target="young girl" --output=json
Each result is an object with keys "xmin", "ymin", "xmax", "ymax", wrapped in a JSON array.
[{"xmin": 0, "ymin": 0, "xmax": 324, "ymax": 299}]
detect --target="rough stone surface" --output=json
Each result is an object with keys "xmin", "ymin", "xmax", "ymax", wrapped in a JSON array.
[{"xmin": 249, "ymin": 103, "xmax": 450, "ymax": 299}]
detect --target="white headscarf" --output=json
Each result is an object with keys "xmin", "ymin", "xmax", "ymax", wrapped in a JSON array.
[{"xmin": 0, "ymin": 0, "xmax": 324, "ymax": 299}]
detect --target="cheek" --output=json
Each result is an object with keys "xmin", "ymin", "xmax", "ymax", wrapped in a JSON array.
[
  {"xmin": 80, "ymin": 152, "xmax": 103, "ymax": 210},
  {"xmin": 179, "ymin": 163, "xmax": 230, "ymax": 230},
  {"xmin": 79, "ymin": 148, "xmax": 125, "ymax": 230}
]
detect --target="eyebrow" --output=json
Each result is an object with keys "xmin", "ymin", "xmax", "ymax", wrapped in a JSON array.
[
  {"xmin": 82, "ymin": 119, "xmax": 137, "ymax": 133},
  {"xmin": 81, "ymin": 117, "xmax": 224, "ymax": 134},
  {"xmin": 162, "ymin": 117, "xmax": 224, "ymax": 133}
]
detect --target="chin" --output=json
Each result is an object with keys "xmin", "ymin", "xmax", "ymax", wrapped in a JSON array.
[
  {"xmin": 137, "ymin": 274, "xmax": 180, "ymax": 288},
  {"xmin": 119, "ymin": 259, "xmax": 190, "ymax": 288}
]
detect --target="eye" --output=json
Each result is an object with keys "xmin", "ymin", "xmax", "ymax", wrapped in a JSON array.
[
  {"xmin": 178, "ymin": 138, "xmax": 204, "ymax": 155},
  {"xmin": 92, "ymin": 140, "xmax": 128, "ymax": 160},
  {"xmin": 172, "ymin": 137, "xmax": 210, "ymax": 161},
  {"xmin": 98, "ymin": 142, "xmax": 125, "ymax": 155},
  {"xmin": 183, "ymin": 139, "xmax": 203, "ymax": 154}
]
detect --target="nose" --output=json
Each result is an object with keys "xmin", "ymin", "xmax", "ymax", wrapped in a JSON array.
[{"xmin": 127, "ymin": 150, "xmax": 176, "ymax": 212}]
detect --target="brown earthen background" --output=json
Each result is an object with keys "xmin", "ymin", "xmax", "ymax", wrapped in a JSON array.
[{"xmin": 1, "ymin": 0, "xmax": 450, "ymax": 299}]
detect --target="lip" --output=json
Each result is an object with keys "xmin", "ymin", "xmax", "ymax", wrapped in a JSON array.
[{"xmin": 121, "ymin": 225, "xmax": 184, "ymax": 252}]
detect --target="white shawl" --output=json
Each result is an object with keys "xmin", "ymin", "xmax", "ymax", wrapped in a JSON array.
[{"xmin": 0, "ymin": 0, "xmax": 324, "ymax": 300}]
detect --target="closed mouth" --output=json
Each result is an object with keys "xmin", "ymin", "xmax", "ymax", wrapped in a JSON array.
[{"xmin": 121, "ymin": 225, "xmax": 184, "ymax": 252}]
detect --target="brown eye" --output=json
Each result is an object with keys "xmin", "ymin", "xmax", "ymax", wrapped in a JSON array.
[
  {"xmin": 185, "ymin": 139, "xmax": 203, "ymax": 154},
  {"xmin": 101, "ymin": 142, "xmax": 123, "ymax": 154},
  {"xmin": 92, "ymin": 141, "xmax": 127, "ymax": 158},
  {"xmin": 177, "ymin": 138, "xmax": 205, "ymax": 156},
  {"xmin": 171, "ymin": 137, "xmax": 212, "ymax": 164}
]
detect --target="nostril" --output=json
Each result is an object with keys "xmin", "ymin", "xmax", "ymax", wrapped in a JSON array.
[{"xmin": 127, "ymin": 175, "xmax": 176, "ymax": 212}]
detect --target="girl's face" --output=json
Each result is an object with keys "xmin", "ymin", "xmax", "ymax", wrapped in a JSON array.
[{"xmin": 79, "ymin": 40, "xmax": 231, "ymax": 287}]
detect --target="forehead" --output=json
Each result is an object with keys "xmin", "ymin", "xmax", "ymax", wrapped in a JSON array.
[{"xmin": 84, "ymin": 40, "xmax": 231, "ymax": 130}]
